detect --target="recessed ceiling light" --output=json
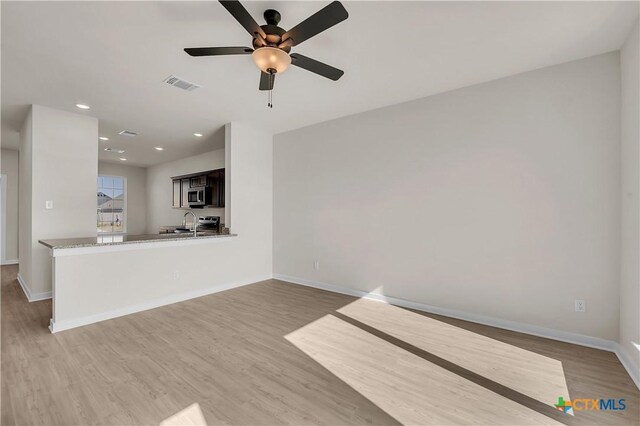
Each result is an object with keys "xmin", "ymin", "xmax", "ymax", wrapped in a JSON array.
[
  {"xmin": 193, "ymin": 133, "xmax": 203, "ymax": 137},
  {"xmin": 154, "ymin": 147, "xmax": 164, "ymax": 151},
  {"xmin": 119, "ymin": 157, "xmax": 127, "ymax": 161},
  {"xmin": 99, "ymin": 137, "xmax": 109, "ymax": 141},
  {"xmin": 75, "ymin": 104, "xmax": 90, "ymax": 110}
]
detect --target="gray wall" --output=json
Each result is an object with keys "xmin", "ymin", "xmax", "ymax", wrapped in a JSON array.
[
  {"xmin": 620, "ymin": 20, "xmax": 639, "ymax": 373},
  {"xmin": 18, "ymin": 110, "xmax": 33, "ymax": 293},
  {"xmin": 274, "ymin": 52, "xmax": 621, "ymax": 341},
  {"xmin": 1, "ymin": 149, "xmax": 19, "ymax": 262},
  {"xmin": 98, "ymin": 161, "xmax": 147, "ymax": 235},
  {"xmin": 19, "ymin": 105, "xmax": 98, "ymax": 297}
]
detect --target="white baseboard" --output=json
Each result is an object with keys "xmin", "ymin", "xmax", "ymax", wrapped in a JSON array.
[
  {"xmin": 49, "ymin": 274, "xmax": 272, "ymax": 333},
  {"xmin": 273, "ymin": 273, "xmax": 639, "ymax": 390},
  {"xmin": 1, "ymin": 259, "xmax": 18, "ymax": 265},
  {"xmin": 16, "ymin": 273, "xmax": 52, "ymax": 302},
  {"xmin": 614, "ymin": 343, "xmax": 640, "ymax": 390},
  {"xmin": 16, "ymin": 273, "xmax": 28, "ymax": 300}
]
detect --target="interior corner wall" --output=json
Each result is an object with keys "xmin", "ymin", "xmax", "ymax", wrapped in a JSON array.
[
  {"xmin": 227, "ymin": 122, "xmax": 272, "ymax": 272},
  {"xmin": 98, "ymin": 161, "xmax": 147, "ymax": 235},
  {"xmin": 274, "ymin": 52, "xmax": 621, "ymax": 342},
  {"xmin": 225, "ymin": 123, "xmax": 232, "ymax": 229},
  {"xmin": 20, "ymin": 105, "xmax": 98, "ymax": 297},
  {"xmin": 1, "ymin": 148, "xmax": 20, "ymax": 262},
  {"xmin": 18, "ymin": 109, "xmax": 33, "ymax": 290},
  {"xmin": 620, "ymin": 19, "xmax": 640, "ymax": 374}
]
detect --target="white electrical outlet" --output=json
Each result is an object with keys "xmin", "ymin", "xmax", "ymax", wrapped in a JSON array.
[
  {"xmin": 575, "ymin": 299, "xmax": 586, "ymax": 313},
  {"xmin": 173, "ymin": 270, "xmax": 180, "ymax": 280},
  {"xmin": 45, "ymin": 200, "xmax": 53, "ymax": 209},
  {"xmin": 313, "ymin": 260, "xmax": 320, "ymax": 270}
]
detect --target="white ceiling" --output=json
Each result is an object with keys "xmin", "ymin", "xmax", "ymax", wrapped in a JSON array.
[{"xmin": 2, "ymin": 1, "xmax": 638, "ymax": 167}]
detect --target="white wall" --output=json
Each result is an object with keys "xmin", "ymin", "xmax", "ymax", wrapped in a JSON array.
[
  {"xmin": 226, "ymin": 122, "xmax": 272, "ymax": 245},
  {"xmin": 274, "ymin": 52, "xmax": 621, "ymax": 341},
  {"xmin": 98, "ymin": 161, "xmax": 147, "ymax": 235},
  {"xmin": 1, "ymin": 149, "xmax": 19, "ymax": 262},
  {"xmin": 50, "ymin": 122, "xmax": 273, "ymax": 330},
  {"xmin": 19, "ymin": 105, "xmax": 98, "ymax": 297},
  {"xmin": 18, "ymin": 110, "xmax": 33, "ymax": 293},
  {"xmin": 146, "ymin": 149, "xmax": 225, "ymax": 234},
  {"xmin": 620, "ymin": 20, "xmax": 640, "ymax": 374}
]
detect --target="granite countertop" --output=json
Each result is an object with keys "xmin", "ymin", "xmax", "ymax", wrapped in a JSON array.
[{"xmin": 39, "ymin": 231, "xmax": 237, "ymax": 249}]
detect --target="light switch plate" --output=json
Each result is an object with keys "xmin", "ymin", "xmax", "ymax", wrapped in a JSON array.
[{"xmin": 45, "ymin": 200, "xmax": 53, "ymax": 209}]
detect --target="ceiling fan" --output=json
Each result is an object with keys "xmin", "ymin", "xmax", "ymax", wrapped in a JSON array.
[{"xmin": 184, "ymin": 0, "xmax": 348, "ymax": 107}]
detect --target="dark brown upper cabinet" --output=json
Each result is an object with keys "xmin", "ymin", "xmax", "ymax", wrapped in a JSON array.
[
  {"xmin": 172, "ymin": 180, "xmax": 181, "ymax": 208},
  {"xmin": 209, "ymin": 169, "xmax": 225, "ymax": 208},
  {"xmin": 171, "ymin": 168, "xmax": 225, "ymax": 209}
]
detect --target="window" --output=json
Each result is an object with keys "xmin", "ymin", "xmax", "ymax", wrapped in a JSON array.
[{"xmin": 97, "ymin": 176, "xmax": 126, "ymax": 234}]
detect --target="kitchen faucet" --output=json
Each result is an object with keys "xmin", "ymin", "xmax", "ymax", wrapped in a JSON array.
[{"xmin": 183, "ymin": 211, "xmax": 197, "ymax": 237}]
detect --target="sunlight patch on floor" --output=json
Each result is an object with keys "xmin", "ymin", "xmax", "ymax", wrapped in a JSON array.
[
  {"xmin": 160, "ymin": 403, "xmax": 207, "ymax": 426},
  {"xmin": 337, "ymin": 298, "xmax": 571, "ymax": 410},
  {"xmin": 286, "ymin": 314, "xmax": 562, "ymax": 425}
]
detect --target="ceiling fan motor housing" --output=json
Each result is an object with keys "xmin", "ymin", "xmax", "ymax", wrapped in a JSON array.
[{"xmin": 252, "ymin": 9, "xmax": 292, "ymax": 52}]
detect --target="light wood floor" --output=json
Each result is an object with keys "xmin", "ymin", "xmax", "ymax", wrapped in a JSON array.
[{"xmin": 1, "ymin": 264, "xmax": 638, "ymax": 425}]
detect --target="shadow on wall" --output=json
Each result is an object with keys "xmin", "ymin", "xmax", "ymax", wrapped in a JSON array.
[{"xmin": 196, "ymin": 126, "xmax": 225, "ymax": 153}]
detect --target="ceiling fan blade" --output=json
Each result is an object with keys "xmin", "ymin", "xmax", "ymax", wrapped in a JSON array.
[
  {"xmin": 219, "ymin": 0, "xmax": 266, "ymax": 39},
  {"xmin": 259, "ymin": 72, "xmax": 275, "ymax": 91},
  {"xmin": 290, "ymin": 53, "xmax": 344, "ymax": 81},
  {"xmin": 184, "ymin": 47, "xmax": 253, "ymax": 56},
  {"xmin": 282, "ymin": 1, "xmax": 348, "ymax": 46}
]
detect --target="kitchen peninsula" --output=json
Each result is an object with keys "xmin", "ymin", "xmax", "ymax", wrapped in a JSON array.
[
  {"xmin": 20, "ymin": 122, "xmax": 273, "ymax": 335},
  {"xmin": 39, "ymin": 231, "xmax": 241, "ymax": 333}
]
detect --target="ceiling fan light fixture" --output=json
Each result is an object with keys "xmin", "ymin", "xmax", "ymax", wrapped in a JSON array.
[{"xmin": 251, "ymin": 47, "xmax": 291, "ymax": 74}]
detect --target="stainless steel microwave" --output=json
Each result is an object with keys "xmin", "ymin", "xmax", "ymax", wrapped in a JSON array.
[{"xmin": 187, "ymin": 187, "xmax": 211, "ymax": 207}]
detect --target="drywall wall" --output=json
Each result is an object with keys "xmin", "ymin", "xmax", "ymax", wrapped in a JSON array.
[
  {"xmin": 50, "ymin": 122, "xmax": 273, "ymax": 331},
  {"xmin": 146, "ymin": 149, "xmax": 225, "ymax": 233},
  {"xmin": 225, "ymin": 122, "xmax": 272, "ymax": 244},
  {"xmin": 18, "ymin": 110, "xmax": 33, "ymax": 294},
  {"xmin": 98, "ymin": 161, "xmax": 147, "ymax": 235},
  {"xmin": 19, "ymin": 105, "xmax": 98, "ymax": 298},
  {"xmin": 620, "ymin": 20, "xmax": 640, "ymax": 374},
  {"xmin": 274, "ymin": 52, "xmax": 621, "ymax": 341},
  {"xmin": 1, "ymin": 149, "xmax": 19, "ymax": 263}
]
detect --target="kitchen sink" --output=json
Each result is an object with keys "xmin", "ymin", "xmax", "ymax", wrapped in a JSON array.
[
  {"xmin": 172, "ymin": 228, "xmax": 220, "ymax": 237},
  {"xmin": 174, "ymin": 228, "xmax": 193, "ymax": 234}
]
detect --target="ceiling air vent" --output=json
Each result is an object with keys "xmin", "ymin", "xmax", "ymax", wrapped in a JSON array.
[
  {"xmin": 118, "ymin": 130, "xmax": 137, "ymax": 137},
  {"xmin": 163, "ymin": 74, "xmax": 201, "ymax": 91}
]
